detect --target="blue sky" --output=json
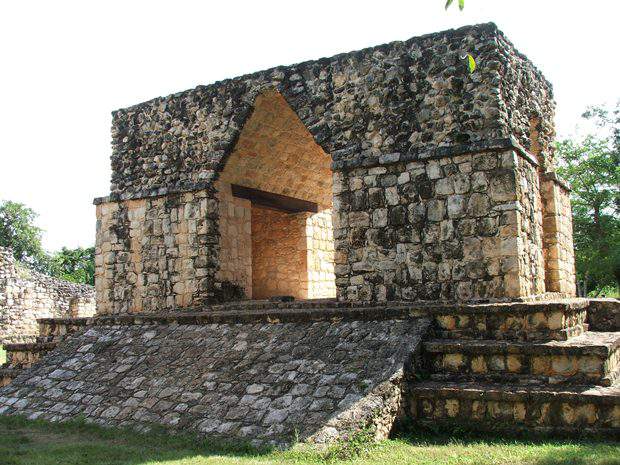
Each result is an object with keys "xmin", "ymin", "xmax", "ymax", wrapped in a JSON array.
[{"xmin": 1, "ymin": 0, "xmax": 618, "ymax": 251}]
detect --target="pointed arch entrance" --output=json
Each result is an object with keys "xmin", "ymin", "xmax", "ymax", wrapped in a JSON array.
[{"xmin": 215, "ymin": 90, "xmax": 336, "ymax": 300}]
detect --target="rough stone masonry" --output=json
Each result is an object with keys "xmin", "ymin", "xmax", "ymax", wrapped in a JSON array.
[
  {"xmin": 2, "ymin": 23, "xmax": 606, "ymax": 446},
  {"xmin": 0, "ymin": 314, "xmax": 431, "ymax": 446},
  {"xmin": 0, "ymin": 247, "xmax": 95, "ymax": 344},
  {"xmin": 93, "ymin": 22, "xmax": 575, "ymax": 314}
]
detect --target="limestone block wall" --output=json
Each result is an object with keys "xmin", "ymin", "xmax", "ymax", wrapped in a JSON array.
[
  {"xmin": 250, "ymin": 207, "xmax": 336, "ymax": 300},
  {"xmin": 541, "ymin": 175, "xmax": 576, "ymax": 295},
  {"xmin": 92, "ymin": 23, "xmax": 576, "ymax": 308},
  {"xmin": 251, "ymin": 207, "xmax": 308, "ymax": 300},
  {"xmin": 216, "ymin": 181, "xmax": 252, "ymax": 297},
  {"xmin": 306, "ymin": 209, "xmax": 336, "ymax": 299},
  {"xmin": 333, "ymin": 150, "xmax": 544, "ymax": 302},
  {"xmin": 514, "ymin": 154, "xmax": 546, "ymax": 297},
  {"xmin": 95, "ymin": 190, "xmax": 219, "ymax": 315},
  {"xmin": 0, "ymin": 247, "xmax": 95, "ymax": 344}
]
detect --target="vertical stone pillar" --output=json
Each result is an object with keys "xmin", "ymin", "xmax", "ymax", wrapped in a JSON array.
[{"xmin": 540, "ymin": 173, "xmax": 576, "ymax": 296}]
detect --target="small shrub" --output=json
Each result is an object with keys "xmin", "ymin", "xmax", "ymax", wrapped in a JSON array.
[{"xmin": 321, "ymin": 427, "xmax": 376, "ymax": 462}]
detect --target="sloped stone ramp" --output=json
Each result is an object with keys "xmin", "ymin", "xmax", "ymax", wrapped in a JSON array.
[{"xmin": 0, "ymin": 312, "xmax": 431, "ymax": 447}]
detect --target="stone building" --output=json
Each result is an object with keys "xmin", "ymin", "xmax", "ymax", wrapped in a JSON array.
[
  {"xmin": 1, "ymin": 24, "xmax": 617, "ymax": 444},
  {"xmin": 0, "ymin": 247, "xmax": 95, "ymax": 344},
  {"xmin": 93, "ymin": 23, "xmax": 575, "ymax": 315}
]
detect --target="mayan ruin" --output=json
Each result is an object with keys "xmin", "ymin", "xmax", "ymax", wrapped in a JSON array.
[{"xmin": 0, "ymin": 22, "xmax": 618, "ymax": 447}]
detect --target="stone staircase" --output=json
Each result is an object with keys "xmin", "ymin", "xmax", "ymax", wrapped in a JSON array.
[
  {"xmin": 0, "ymin": 317, "xmax": 91, "ymax": 387},
  {"xmin": 408, "ymin": 299, "xmax": 620, "ymax": 435},
  {"xmin": 1, "ymin": 298, "xmax": 618, "ymax": 438}
]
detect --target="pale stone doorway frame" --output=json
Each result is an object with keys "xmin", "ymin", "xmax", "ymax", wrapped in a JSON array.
[{"xmin": 215, "ymin": 90, "xmax": 336, "ymax": 300}]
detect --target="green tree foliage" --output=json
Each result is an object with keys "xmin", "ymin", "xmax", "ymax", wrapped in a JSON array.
[
  {"xmin": 49, "ymin": 247, "xmax": 96, "ymax": 285},
  {"xmin": 0, "ymin": 200, "xmax": 95, "ymax": 284},
  {"xmin": 0, "ymin": 200, "xmax": 48, "ymax": 271},
  {"xmin": 556, "ymin": 103, "xmax": 620, "ymax": 295}
]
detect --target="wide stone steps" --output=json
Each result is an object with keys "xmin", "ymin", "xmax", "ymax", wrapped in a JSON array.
[
  {"xmin": 424, "ymin": 332, "xmax": 620, "ymax": 386},
  {"xmin": 408, "ymin": 380, "xmax": 620, "ymax": 435},
  {"xmin": 2, "ymin": 342, "xmax": 58, "ymax": 369},
  {"xmin": 432, "ymin": 300, "xmax": 590, "ymax": 342}
]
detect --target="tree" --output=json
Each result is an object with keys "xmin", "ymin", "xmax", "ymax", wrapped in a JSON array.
[
  {"xmin": 556, "ymin": 103, "xmax": 620, "ymax": 295},
  {"xmin": 48, "ymin": 246, "xmax": 96, "ymax": 285},
  {"xmin": 0, "ymin": 200, "xmax": 48, "ymax": 271}
]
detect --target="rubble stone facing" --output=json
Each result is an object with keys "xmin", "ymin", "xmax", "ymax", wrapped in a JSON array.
[
  {"xmin": 93, "ymin": 22, "xmax": 574, "ymax": 309},
  {"xmin": 0, "ymin": 247, "xmax": 95, "ymax": 344},
  {"xmin": 333, "ymin": 149, "xmax": 546, "ymax": 301},
  {"xmin": 0, "ymin": 317, "xmax": 431, "ymax": 446},
  {"xmin": 108, "ymin": 24, "xmax": 551, "ymax": 200}
]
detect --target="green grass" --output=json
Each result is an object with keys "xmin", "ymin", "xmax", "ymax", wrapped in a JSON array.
[
  {"xmin": 0, "ymin": 345, "xmax": 5, "ymax": 365},
  {"xmin": 0, "ymin": 416, "xmax": 618, "ymax": 465}
]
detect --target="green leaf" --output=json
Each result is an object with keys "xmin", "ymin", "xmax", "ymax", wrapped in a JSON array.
[
  {"xmin": 459, "ymin": 0, "xmax": 465, "ymax": 10},
  {"xmin": 467, "ymin": 54, "xmax": 476, "ymax": 73},
  {"xmin": 445, "ymin": 0, "xmax": 454, "ymax": 10}
]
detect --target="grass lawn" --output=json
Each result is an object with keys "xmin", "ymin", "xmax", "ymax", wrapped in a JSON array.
[
  {"xmin": 0, "ymin": 345, "xmax": 5, "ymax": 365},
  {"xmin": 0, "ymin": 416, "xmax": 618, "ymax": 465}
]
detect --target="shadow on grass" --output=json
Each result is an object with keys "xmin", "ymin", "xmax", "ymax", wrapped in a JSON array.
[
  {"xmin": 0, "ymin": 415, "xmax": 290, "ymax": 465},
  {"xmin": 392, "ymin": 422, "xmax": 620, "ymax": 465},
  {"xmin": 2, "ymin": 415, "xmax": 619, "ymax": 465}
]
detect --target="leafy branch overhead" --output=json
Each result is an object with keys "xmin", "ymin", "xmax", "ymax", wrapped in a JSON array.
[{"xmin": 445, "ymin": 0, "xmax": 465, "ymax": 11}]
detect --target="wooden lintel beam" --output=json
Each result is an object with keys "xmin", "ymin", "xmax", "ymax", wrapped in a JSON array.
[{"xmin": 231, "ymin": 184, "xmax": 318, "ymax": 213}]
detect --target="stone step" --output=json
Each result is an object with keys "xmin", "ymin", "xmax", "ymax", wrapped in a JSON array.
[
  {"xmin": 3, "ymin": 341, "xmax": 57, "ymax": 368},
  {"xmin": 408, "ymin": 380, "xmax": 620, "ymax": 435},
  {"xmin": 432, "ymin": 300, "xmax": 590, "ymax": 342},
  {"xmin": 424, "ymin": 332, "xmax": 620, "ymax": 386},
  {"xmin": 37, "ymin": 317, "xmax": 92, "ymax": 341},
  {"xmin": 0, "ymin": 368, "xmax": 20, "ymax": 388},
  {"xmin": 35, "ymin": 300, "xmax": 591, "ymax": 342}
]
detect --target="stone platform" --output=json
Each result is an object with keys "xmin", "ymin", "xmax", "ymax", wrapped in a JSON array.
[
  {"xmin": 0, "ymin": 302, "xmax": 432, "ymax": 446},
  {"xmin": 0, "ymin": 298, "xmax": 618, "ymax": 443}
]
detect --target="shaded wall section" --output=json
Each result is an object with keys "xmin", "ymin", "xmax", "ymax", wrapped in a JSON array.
[{"xmin": 215, "ymin": 181, "xmax": 253, "ymax": 297}]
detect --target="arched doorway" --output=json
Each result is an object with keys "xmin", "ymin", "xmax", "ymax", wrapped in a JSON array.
[{"xmin": 215, "ymin": 90, "xmax": 336, "ymax": 300}]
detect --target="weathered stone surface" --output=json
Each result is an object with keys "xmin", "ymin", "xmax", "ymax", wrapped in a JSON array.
[
  {"xmin": 424, "ymin": 331, "xmax": 620, "ymax": 386},
  {"xmin": 0, "ymin": 247, "xmax": 95, "ymax": 344},
  {"xmin": 93, "ymin": 23, "xmax": 576, "ymax": 310},
  {"xmin": 0, "ymin": 317, "xmax": 431, "ymax": 446},
  {"xmin": 408, "ymin": 381, "xmax": 620, "ymax": 434}
]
